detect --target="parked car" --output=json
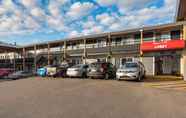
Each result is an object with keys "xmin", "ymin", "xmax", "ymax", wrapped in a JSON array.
[
  {"xmin": 53, "ymin": 63, "xmax": 70, "ymax": 77},
  {"xmin": 66, "ymin": 64, "xmax": 89, "ymax": 78},
  {"xmin": 0, "ymin": 68, "xmax": 13, "ymax": 78},
  {"xmin": 87, "ymin": 62, "xmax": 116, "ymax": 79},
  {"xmin": 46, "ymin": 65, "xmax": 57, "ymax": 77},
  {"xmin": 37, "ymin": 67, "xmax": 47, "ymax": 77},
  {"xmin": 7, "ymin": 71, "xmax": 33, "ymax": 80},
  {"xmin": 46, "ymin": 62, "xmax": 70, "ymax": 77},
  {"xmin": 116, "ymin": 61, "xmax": 146, "ymax": 81}
]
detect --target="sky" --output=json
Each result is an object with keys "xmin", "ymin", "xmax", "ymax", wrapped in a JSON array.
[{"xmin": 0, "ymin": 0, "xmax": 178, "ymax": 45}]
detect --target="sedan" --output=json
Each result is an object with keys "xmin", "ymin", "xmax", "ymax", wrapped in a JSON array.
[
  {"xmin": 116, "ymin": 61, "xmax": 146, "ymax": 81},
  {"xmin": 66, "ymin": 64, "xmax": 89, "ymax": 78},
  {"xmin": 7, "ymin": 71, "xmax": 33, "ymax": 80}
]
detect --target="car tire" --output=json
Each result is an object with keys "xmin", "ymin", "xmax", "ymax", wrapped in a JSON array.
[
  {"xmin": 137, "ymin": 74, "xmax": 142, "ymax": 82},
  {"xmin": 82, "ymin": 72, "xmax": 86, "ymax": 79},
  {"xmin": 105, "ymin": 73, "xmax": 109, "ymax": 80}
]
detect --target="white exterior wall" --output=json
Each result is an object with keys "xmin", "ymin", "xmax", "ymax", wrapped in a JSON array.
[{"xmin": 141, "ymin": 57, "xmax": 155, "ymax": 76}]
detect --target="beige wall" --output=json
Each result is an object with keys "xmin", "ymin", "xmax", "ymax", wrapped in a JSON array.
[{"xmin": 181, "ymin": 25, "xmax": 186, "ymax": 80}]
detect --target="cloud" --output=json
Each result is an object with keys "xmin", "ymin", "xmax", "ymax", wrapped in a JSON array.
[
  {"xmin": 96, "ymin": 0, "xmax": 116, "ymax": 6},
  {"xmin": 68, "ymin": 30, "xmax": 80, "ymax": 38},
  {"xmin": 96, "ymin": 13, "xmax": 115, "ymax": 26},
  {"xmin": 0, "ymin": 0, "xmax": 178, "ymax": 45},
  {"xmin": 30, "ymin": 7, "xmax": 45, "ymax": 18},
  {"xmin": 20, "ymin": 0, "xmax": 36, "ymax": 8},
  {"xmin": 66, "ymin": 2, "xmax": 94, "ymax": 20}
]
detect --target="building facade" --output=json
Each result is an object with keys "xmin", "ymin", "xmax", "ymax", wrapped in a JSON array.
[{"xmin": 0, "ymin": 0, "xmax": 185, "ymax": 79}]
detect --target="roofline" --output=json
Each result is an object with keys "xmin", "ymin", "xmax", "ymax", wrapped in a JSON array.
[{"xmin": 19, "ymin": 21, "xmax": 186, "ymax": 49}]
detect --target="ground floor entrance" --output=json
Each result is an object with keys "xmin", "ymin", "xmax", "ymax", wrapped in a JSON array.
[
  {"xmin": 155, "ymin": 55, "xmax": 180, "ymax": 75},
  {"xmin": 142, "ymin": 51, "xmax": 182, "ymax": 76}
]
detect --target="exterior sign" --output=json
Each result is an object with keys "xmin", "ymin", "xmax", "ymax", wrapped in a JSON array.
[{"xmin": 141, "ymin": 40, "xmax": 185, "ymax": 51}]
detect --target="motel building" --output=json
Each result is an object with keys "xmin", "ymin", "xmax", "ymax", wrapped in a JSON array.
[{"xmin": 0, "ymin": 0, "xmax": 186, "ymax": 80}]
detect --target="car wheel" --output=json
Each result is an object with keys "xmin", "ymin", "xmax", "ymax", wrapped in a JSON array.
[
  {"xmin": 82, "ymin": 72, "xmax": 86, "ymax": 79},
  {"xmin": 137, "ymin": 74, "xmax": 142, "ymax": 82},
  {"xmin": 116, "ymin": 77, "xmax": 120, "ymax": 81},
  {"xmin": 105, "ymin": 73, "xmax": 109, "ymax": 80},
  {"xmin": 89, "ymin": 76, "xmax": 93, "ymax": 79},
  {"xmin": 142, "ymin": 73, "xmax": 145, "ymax": 79}
]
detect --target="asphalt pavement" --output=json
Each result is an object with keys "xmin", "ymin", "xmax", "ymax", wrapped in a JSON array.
[{"xmin": 0, "ymin": 78, "xmax": 186, "ymax": 118}]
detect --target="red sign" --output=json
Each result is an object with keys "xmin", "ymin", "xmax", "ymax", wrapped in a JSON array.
[{"xmin": 141, "ymin": 39, "xmax": 185, "ymax": 51}]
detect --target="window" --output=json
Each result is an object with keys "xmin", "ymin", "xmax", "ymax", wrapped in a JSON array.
[
  {"xmin": 143, "ymin": 32, "xmax": 153, "ymax": 42},
  {"xmin": 115, "ymin": 37, "xmax": 122, "ymax": 46},
  {"xmin": 121, "ymin": 58, "xmax": 133, "ymax": 65},
  {"xmin": 122, "ymin": 35, "xmax": 134, "ymax": 45},
  {"xmin": 155, "ymin": 32, "xmax": 170, "ymax": 41},
  {"xmin": 134, "ymin": 34, "xmax": 140, "ymax": 43},
  {"xmin": 160, "ymin": 32, "xmax": 171, "ymax": 41},
  {"xmin": 171, "ymin": 30, "xmax": 180, "ymax": 39}
]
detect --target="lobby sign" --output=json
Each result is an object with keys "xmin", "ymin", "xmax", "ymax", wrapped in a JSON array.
[{"xmin": 140, "ymin": 40, "xmax": 185, "ymax": 51}]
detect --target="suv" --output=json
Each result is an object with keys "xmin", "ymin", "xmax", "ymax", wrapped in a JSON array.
[
  {"xmin": 87, "ymin": 62, "xmax": 116, "ymax": 79},
  {"xmin": 116, "ymin": 61, "xmax": 146, "ymax": 81}
]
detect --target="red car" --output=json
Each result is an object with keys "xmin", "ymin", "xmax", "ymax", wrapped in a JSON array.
[{"xmin": 0, "ymin": 68, "xmax": 14, "ymax": 78}]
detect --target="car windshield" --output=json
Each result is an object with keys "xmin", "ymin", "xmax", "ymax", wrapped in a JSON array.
[
  {"xmin": 72, "ymin": 65, "xmax": 82, "ymax": 68},
  {"xmin": 90, "ymin": 63, "xmax": 102, "ymax": 68},
  {"xmin": 121, "ymin": 63, "xmax": 138, "ymax": 68}
]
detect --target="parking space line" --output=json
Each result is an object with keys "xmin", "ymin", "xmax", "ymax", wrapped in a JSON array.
[{"xmin": 143, "ymin": 80, "xmax": 186, "ymax": 91}]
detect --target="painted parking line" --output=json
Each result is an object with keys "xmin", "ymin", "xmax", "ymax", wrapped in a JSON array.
[
  {"xmin": 145, "ymin": 80, "xmax": 185, "ymax": 86},
  {"xmin": 144, "ymin": 80, "xmax": 186, "ymax": 91}
]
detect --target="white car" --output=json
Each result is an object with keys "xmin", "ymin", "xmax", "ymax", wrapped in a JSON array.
[
  {"xmin": 66, "ymin": 64, "xmax": 89, "ymax": 78},
  {"xmin": 116, "ymin": 61, "xmax": 146, "ymax": 81}
]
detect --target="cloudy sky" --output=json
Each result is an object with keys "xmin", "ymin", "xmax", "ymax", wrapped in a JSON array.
[{"xmin": 0, "ymin": 0, "xmax": 177, "ymax": 45}]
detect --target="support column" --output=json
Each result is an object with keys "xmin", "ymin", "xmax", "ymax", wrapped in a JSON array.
[
  {"xmin": 60, "ymin": 43, "xmax": 63, "ymax": 63},
  {"xmin": 108, "ymin": 33, "xmax": 112, "ymax": 56},
  {"xmin": 5, "ymin": 51, "xmax": 8, "ymax": 66},
  {"xmin": 13, "ymin": 51, "xmax": 16, "ymax": 72},
  {"xmin": 47, "ymin": 44, "xmax": 50, "ymax": 65},
  {"xmin": 83, "ymin": 39, "xmax": 87, "ymax": 64},
  {"xmin": 23, "ymin": 48, "xmax": 26, "ymax": 71},
  {"xmin": 34, "ymin": 45, "xmax": 37, "ymax": 72},
  {"xmin": 64, "ymin": 41, "xmax": 67, "ymax": 61},
  {"xmin": 140, "ymin": 29, "xmax": 143, "ymax": 62},
  {"xmin": 107, "ymin": 33, "xmax": 112, "ymax": 62}
]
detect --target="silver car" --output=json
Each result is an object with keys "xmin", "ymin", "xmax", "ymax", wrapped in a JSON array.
[
  {"xmin": 66, "ymin": 64, "xmax": 89, "ymax": 78},
  {"xmin": 7, "ymin": 71, "xmax": 33, "ymax": 80},
  {"xmin": 116, "ymin": 61, "xmax": 145, "ymax": 81}
]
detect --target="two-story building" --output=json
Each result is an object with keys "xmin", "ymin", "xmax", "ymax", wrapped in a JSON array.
[{"xmin": 0, "ymin": 0, "xmax": 186, "ymax": 80}]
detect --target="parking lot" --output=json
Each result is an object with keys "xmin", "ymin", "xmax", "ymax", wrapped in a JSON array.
[{"xmin": 0, "ymin": 77, "xmax": 186, "ymax": 118}]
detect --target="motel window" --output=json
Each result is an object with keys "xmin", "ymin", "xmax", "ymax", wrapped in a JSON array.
[
  {"xmin": 171, "ymin": 30, "xmax": 180, "ymax": 40},
  {"xmin": 134, "ymin": 34, "xmax": 140, "ymax": 44},
  {"xmin": 155, "ymin": 32, "xmax": 170, "ymax": 41},
  {"xmin": 121, "ymin": 58, "xmax": 133, "ymax": 65},
  {"xmin": 160, "ymin": 32, "xmax": 171, "ymax": 41},
  {"xmin": 122, "ymin": 35, "xmax": 134, "ymax": 45},
  {"xmin": 143, "ymin": 32, "xmax": 153, "ymax": 42},
  {"xmin": 115, "ymin": 37, "xmax": 122, "ymax": 46},
  {"xmin": 155, "ymin": 32, "xmax": 161, "ymax": 41}
]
